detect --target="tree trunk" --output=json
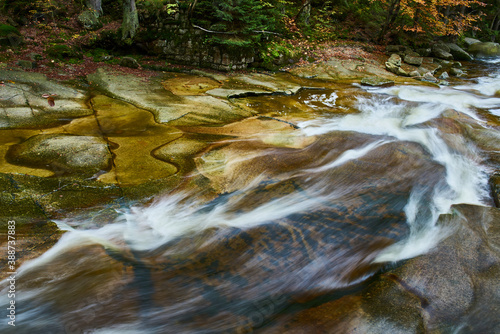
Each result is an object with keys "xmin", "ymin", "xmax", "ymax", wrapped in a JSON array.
[
  {"xmin": 121, "ymin": 0, "xmax": 139, "ymax": 40},
  {"xmin": 294, "ymin": 0, "xmax": 312, "ymax": 27},
  {"xmin": 86, "ymin": 0, "xmax": 102, "ymax": 16},
  {"xmin": 377, "ymin": 0, "xmax": 401, "ymax": 43}
]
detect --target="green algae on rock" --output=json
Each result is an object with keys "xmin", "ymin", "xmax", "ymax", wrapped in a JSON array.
[{"xmin": 7, "ymin": 134, "xmax": 112, "ymax": 176}]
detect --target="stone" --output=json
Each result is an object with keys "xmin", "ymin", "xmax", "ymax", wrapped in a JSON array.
[
  {"xmin": 432, "ymin": 43, "xmax": 454, "ymax": 60},
  {"xmin": 0, "ymin": 24, "xmax": 23, "ymax": 48},
  {"xmin": 119, "ymin": 56, "xmax": 140, "ymax": 69},
  {"xmin": 387, "ymin": 53, "xmax": 402, "ymax": 67},
  {"xmin": 360, "ymin": 77, "xmax": 395, "ymax": 87},
  {"xmin": 439, "ymin": 71, "xmax": 449, "ymax": 80},
  {"xmin": 450, "ymin": 68, "xmax": 465, "ymax": 77},
  {"xmin": 446, "ymin": 43, "xmax": 473, "ymax": 61},
  {"xmin": 396, "ymin": 67, "xmax": 409, "ymax": 76},
  {"xmin": 409, "ymin": 70, "xmax": 421, "ymax": 77},
  {"xmin": 87, "ymin": 68, "xmax": 250, "ymax": 126},
  {"xmin": 468, "ymin": 42, "xmax": 500, "ymax": 58},
  {"xmin": 274, "ymin": 205, "xmax": 500, "ymax": 333},
  {"xmin": 404, "ymin": 54, "xmax": 423, "ymax": 66},
  {"xmin": 422, "ymin": 72, "xmax": 438, "ymax": 83},
  {"xmin": 77, "ymin": 9, "xmax": 103, "ymax": 30},
  {"xmin": 7, "ymin": 134, "xmax": 111, "ymax": 176},
  {"xmin": 464, "ymin": 37, "xmax": 482, "ymax": 47},
  {"xmin": 386, "ymin": 45, "xmax": 404, "ymax": 53},
  {"xmin": 16, "ymin": 59, "xmax": 36, "ymax": 69},
  {"xmin": 385, "ymin": 54, "xmax": 404, "ymax": 75},
  {"xmin": 416, "ymin": 48, "xmax": 431, "ymax": 57}
]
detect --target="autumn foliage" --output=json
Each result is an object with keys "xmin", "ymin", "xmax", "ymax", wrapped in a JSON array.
[{"xmin": 373, "ymin": 0, "xmax": 487, "ymax": 41}]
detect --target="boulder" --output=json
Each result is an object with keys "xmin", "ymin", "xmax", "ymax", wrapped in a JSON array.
[
  {"xmin": 16, "ymin": 59, "xmax": 36, "ymax": 69},
  {"xmin": 386, "ymin": 45, "xmax": 405, "ymax": 53},
  {"xmin": 450, "ymin": 68, "xmax": 465, "ymax": 77},
  {"xmin": 77, "ymin": 9, "xmax": 102, "ymax": 30},
  {"xmin": 468, "ymin": 42, "xmax": 500, "ymax": 58},
  {"xmin": 360, "ymin": 77, "xmax": 395, "ymax": 87},
  {"xmin": 404, "ymin": 54, "xmax": 423, "ymax": 66},
  {"xmin": 432, "ymin": 43, "xmax": 454, "ymax": 60},
  {"xmin": 29, "ymin": 53, "xmax": 43, "ymax": 61},
  {"xmin": 45, "ymin": 44, "xmax": 82, "ymax": 60},
  {"xmin": 464, "ymin": 37, "xmax": 482, "ymax": 47},
  {"xmin": 119, "ymin": 56, "xmax": 140, "ymax": 69},
  {"xmin": 0, "ymin": 24, "xmax": 23, "ymax": 48},
  {"xmin": 446, "ymin": 43, "xmax": 473, "ymax": 61},
  {"xmin": 7, "ymin": 134, "xmax": 112, "ymax": 176},
  {"xmin": 422, "ymin": 72, "xmax": 438, "ymax": 83},
  {"xmin": 439, "ymin": 71, "xmax": 449, "ymax": 80},
  {"xmin": 416, "ymin": 48, "xmax": 431, "ymax": 57},
  {"xmin": 387, "ymin": 53, "xmax": 402, "ymax": 67},
  {"xmin": 385, "ymin": 54, "xmax": 408, "ymax": 75},
  {"xmin": 409, "ymin": 70, "xmax": 421, "ymax": 77}
]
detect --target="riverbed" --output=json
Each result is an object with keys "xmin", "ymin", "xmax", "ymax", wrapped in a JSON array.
[{"xmin": 1, "ymin": 58, "xmax": 500, "ymax": 333}]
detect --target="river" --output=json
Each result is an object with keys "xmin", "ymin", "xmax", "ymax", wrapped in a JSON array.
[{"xmin": 1, "ymin": 59, "xmax": 500, "ymax": 333}]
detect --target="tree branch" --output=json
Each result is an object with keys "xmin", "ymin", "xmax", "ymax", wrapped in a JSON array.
[{"xmin": 191, "ymin": 24, "xmax": 281, "ymax": 36}]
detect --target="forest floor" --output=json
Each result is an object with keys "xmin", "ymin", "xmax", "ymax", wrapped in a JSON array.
[{"xmin": 0, "ymin": 12, "xmax": 389, "ymax": 82}]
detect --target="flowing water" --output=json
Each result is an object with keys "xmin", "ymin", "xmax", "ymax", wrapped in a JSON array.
[{"xmin": 2, "ymin": 59, "xmax": 500, "ymax": 333}]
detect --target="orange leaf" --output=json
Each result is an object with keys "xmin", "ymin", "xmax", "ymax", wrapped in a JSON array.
[{"xmin": 47, "ymin": 97, "xmax": 55, "ymax": 107}]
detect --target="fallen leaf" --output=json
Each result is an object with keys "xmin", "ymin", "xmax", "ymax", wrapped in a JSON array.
[{"xmin": 47, "ymin": 96, "xmax": 55, "ymax": 107}]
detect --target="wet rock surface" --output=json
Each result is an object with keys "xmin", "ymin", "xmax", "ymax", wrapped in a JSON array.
[
  {"xmin": 7, "ymin": 134, "xmax": 111, "ymax": 176},
  {"xmin": 468, "ymin": 42, "xmax": 500, "ymax": 58},
  {"xmin": 272, "ymin": 204, "xmax": 500, "ymax": 333},
  {"xmin": 1, "ymin": 57, "xmax": 500, "ymax": 333}
]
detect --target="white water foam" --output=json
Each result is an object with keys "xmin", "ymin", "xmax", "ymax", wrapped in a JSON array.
[
  {"xmin": 304, "ymin": 91, "xmax": 338, "ymax": 108},
  {"xmin": 299, "ymin": 93, "xmax": 490, "ymax": 262}
]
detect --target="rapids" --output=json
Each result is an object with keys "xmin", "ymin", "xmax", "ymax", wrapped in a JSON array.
[{"xmin": 1, "ymin": 59, "xmax": 500, "ymax": 333}]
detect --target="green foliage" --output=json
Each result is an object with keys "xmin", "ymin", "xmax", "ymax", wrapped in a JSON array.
[
  {"xmin": 193, "ymin": 0, "xmax": 285, "ymax": 34},
  {"xmin": 259, "ymin": 39, "xmax": 300, "ymax": 69},
  {"xmin": 84, "ymin": 48, "xmax": 109, "ymax": 61},
  {"xmin": 137, "ymin": 0, "xmax": 178, "ymax": 15},
  {"xmin": 192, "ymin": 0, "xmax": 287, "ymax": 53}
]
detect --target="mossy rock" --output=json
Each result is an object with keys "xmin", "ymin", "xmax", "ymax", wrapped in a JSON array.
[
  {"xmin": 468, "ymin": 42, "xmax": 500, "ymax": 58},
  {"xmin": 6, "ymin": 134, "xmax": 112, "ymax": 176},
  {"xmin": 45, "ymin": 44, "xmax": 83, "ymax": 60},
  {"xmin": 77, "ymin": 9, "xmax": 103, "ymax": 31},
  {"xmin": 0, "ymin": 24, "xmax": 20, "ymax": 36},
  {"xmin": 0, "ymin": 24, "xmax": 23, "ymax": 48}
]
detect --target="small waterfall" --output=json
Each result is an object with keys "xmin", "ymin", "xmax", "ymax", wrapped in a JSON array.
[{"xmin": 299, "ymin": 86, "xmax": 492, "ymax": 262}]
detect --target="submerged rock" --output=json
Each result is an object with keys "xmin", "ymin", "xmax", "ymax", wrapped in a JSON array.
[
  {"xmin": 272, "ymin": 204, "xmax": 500, "ymax": 333},
  {"xmin": 88, "ymin": 68, "xmax": 252, "ymax": 126}
]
